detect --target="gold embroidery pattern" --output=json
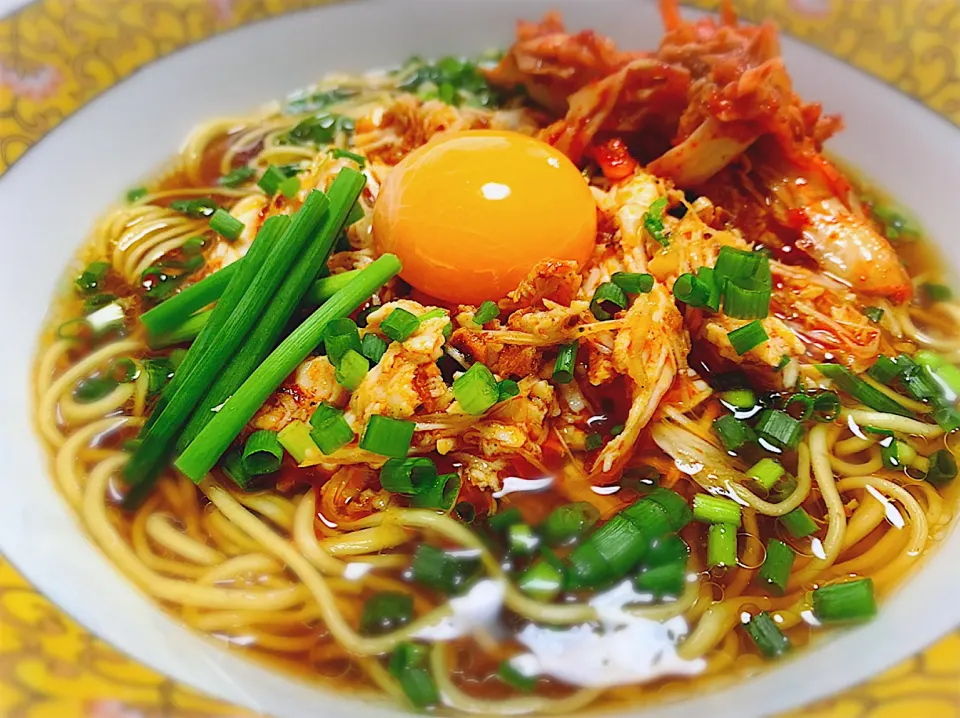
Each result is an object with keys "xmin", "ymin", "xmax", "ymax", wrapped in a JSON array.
[{"xmin": 0, "ymin": 0, "xmax": 957, "ymax": 716}]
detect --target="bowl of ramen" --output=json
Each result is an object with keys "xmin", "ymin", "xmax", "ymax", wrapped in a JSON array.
[{"xmin": 3, "ymin": 0, "xmax": 959, "ymax": 716}]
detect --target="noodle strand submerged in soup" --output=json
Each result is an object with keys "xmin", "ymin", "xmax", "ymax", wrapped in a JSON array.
[{"xmin": 34, "ymin": 3, "xmax": 959, "ymax": 713}]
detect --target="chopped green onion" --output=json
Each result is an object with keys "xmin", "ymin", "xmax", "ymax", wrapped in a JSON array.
[
  {"xmin": 895, "ymin": 354, "xmax": 940, "ymax": 401},
  {"xmin": 817, "ymin": 363, "xmax": 912, "ymax": 417},
  {"xmin": 744, "ymin": 612, "xmax": 791, "ymax": 658},
  {"xmin": 487, "ymin": 506, "xmax": 523, "ymax": 532},
  {"xmin": 673, "ymin": 273, "xmax": 711, "ymax": 308},
  {"xmin": 258, "ymin": 165, "xmax": 287, "ymax": 194},
  {"xmin": 779, "ymin": 507, "xmax": 818, "ymax": 538},
  {"xmin": 722, "ymin": 277, "xmax": 770, "ymax": 319},
  {"xmin": 719, "ymin": 389, "xmax": 756, "ymax": 410},
  {"xmin": 693, "ymin": 494, "xmax": 742, "ymax": 526},
  {"xmin": 932, "ymin": 405, "xmax": 960, "ymax": 432},
  {"xmin": 727, "ymin": 320, "xmax": 768, "ymax": 355},
  {"xmin": 241, "ymin": 430, "xmax": 283, "ymax": 475},
  {"xmin": 358, "ymin": 414, "xmax": 415, "ymax": 460},
  {"xmin": 585, "ymin": 433, "xmax": 603, "ymax": 451},
  {"xmin": 170, "ymin": 198, "xmax": 219, "ymax": 218},
  {"xmin": 924, "ymin": 449, "xmax": 957, "ymax": 487},
  {"xmin": 323, "ymin": 317, "xmax": 362, "ymax": 364},
  {"xmin": 381, "ymin": 307, "xmax": 420, "ymax": 342},
  {"xmin": 610, "ymin": 423, "xmax": 624, "ymax": 437},
  {"xmin": 126, "ymin": 186, "xmax": 148, "ymax": 203},
  {"xmin": 643, "ymin": 197, "xmax": 669, "ymax": 246},
  {"xmin": 73, "ymin": 376, "xmax": 118, "ymax": 403},
  {"xmin": 361, "ymin": 333, "xmax": 388, "ymax": 364},
  {"xmin": 784, "ymin": 393, "xmax": 814, "ymax": 421},
  {"xmin": 747, "ymin": 458, "xmax": 785, "ymax": 490},
  {"xmin": 498, "ymin": 379, "xmax": 520, "ymax": 401},
  {"xmin": 707, "ymin": 522, "xmax": 737, "ymax": 568},
  {"xmin": 696, "ymin": 267, "xmax": 723, "ymax": 312},
  {"xmin": 590, "ymin": 282, "xmax": 627, "ymax": 320},
  {"xmin": 334, "ymin": 348, "xmax": 368, "ymax": 391},
  {"xmin": 714, "ymin": 246, "xmax": 765, "ymax": 282},
  {"xmin": 755, "ymin": 409, "xmax": 804, "ymax": 450},
  {"xmin": 411, "ymin": 544, "xmax": 478, "ymax": 595},
  {"xmin": 645, "ymin": 534, "xmax": 690, "ymax": 568},
  {"xmin": 642, "ymin": 488, "xmax": 693, "ymax": 531},
  {"xmin": 143, "ymin": 358, "xmax": 175, "ymax": 394},
  {"xmin": 391, "ymin": 653, "xmax": 439, "ymax": 709},
  {"xmin": 506, "ymin": 523, "xmax": 540, "ymax": 555},
  {"xmin": 813, "ymin": 391, "xmax": 841, "ymax": 422},
  {"xmin": 517, "ymin": 559, "xmax": 564, "ymax": 601},
  {"xmin": 553, "ymin": 341, "xmax": 578, "ymax": 384},
  {"xmin": 812, "ymin": 578, "xmax": 877, "ymax": 623},
  {"xmin": 209, "ymin": 208, "xmax": 244, "ymax": 241},
  {"xmin": 278, "ymin": 176, "xmax": 300, "ymax": 199},
  {"xmin": 411, "ymin": 472, "xmax": 461, "ymax": 511},
  {"xmin": 635, "ymin": 562, "xmax": 687, "ymax": 598},
  {"xmin": 75, "ymin": 261, "xmax": 110, "ymax": 294},
  {"xmin": 611, "ymin": 272, "xmax": 654, "ymax": 294},
  {"xmin": 276, "ymin": 421, "xmax": 319, "ymax": 463},
  {"xmin": 309, "ymin": 403, "xmax": 355, "ymax": 455},
  {"xmin": 218, "ymin": 166, "xmax": 255, "ymax": 188},
  {"xmin": 473, "ymin": 300, "xmax": 500, "ymax": 325},
  {"xmin": 863, "ymin": 306, "xmax": 884, "ymax": 323},
  {"xmin": 380, "ymin": 457, "xmax": 436, "ymax": 495},
  {"xmin": 539, "ymin": 502, "xmax": 600, "ymax": 546},
  {"xmin": 713, "ymin": 414, "xmax": 755, "ymax": 451},
  {"xmin": 454, "ymin": 501, "xmax": 476, "ymax": 523},
  {"xmin": 867, "ymin": 355, "xmax": 903, "ymax": 384},
  {"xmin": 453, "ymin": 362, "xmax": 499, "ymax": 414},
  {"xmin": 774, "ymin": 356, "xmax": 790, "ymax": 372},
  {"xmin": 922, "ymin": 282, "xmax": 953, "ymax": 302},
  {"xmin": 172, "ymin": 255, "xmax": 400, "ymax": 485},
  {"xmin": 360, "ymin": 591, "xmax": 413, "ymax": 636},
  {"xmin": 756, "ymin": 538, "xmax": 795, "ymax": 594},
  {"xmin": 498, "ymin": 661, "xmax": 536, "ymax": 693},
  {"xmin": 332, "ymin": 148, "xmax": 367, "ymax": 167},
  {"xmin": 621, "ymin": 497, "xmax": 672, "ymax": 538},
  {"xmin": 567, "ymin": 515, "xmax": 647, "ymax": 588},
  {"xmin": 221, "ymin": 449, "xmax": 252, "ymax": 489}
]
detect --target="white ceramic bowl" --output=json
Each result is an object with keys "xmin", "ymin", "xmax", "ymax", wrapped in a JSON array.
[{"xmin": 1, "ymin": 2, "xmax": 958, "ymax": 717}]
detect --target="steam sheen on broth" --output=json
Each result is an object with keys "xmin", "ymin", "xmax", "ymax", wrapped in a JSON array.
[{"xmin": 34, "ymin": 4, "xmax": 960, "ymax": 714}]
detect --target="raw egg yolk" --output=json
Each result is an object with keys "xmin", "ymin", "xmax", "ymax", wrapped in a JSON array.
[{"xmin": 372, "ymin": 130, "xmax": 597, "ymax": 305}]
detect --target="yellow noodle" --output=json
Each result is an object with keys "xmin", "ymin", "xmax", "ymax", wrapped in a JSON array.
[{"xmin": 145, "ymin": 513, "xmax": 224, "ymax": 566}]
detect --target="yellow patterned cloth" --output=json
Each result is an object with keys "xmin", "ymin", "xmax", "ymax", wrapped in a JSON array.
[{"xmin": 0, "ymin": 0, "xmax": 958, "ymax": 716}]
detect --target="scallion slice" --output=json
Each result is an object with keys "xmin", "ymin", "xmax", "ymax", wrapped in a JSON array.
[
  {"xmin": 334, "ymin": 348, "xmax": 369, "ymax": 391},
  {"xmin": 924, "ymin": 449, "xmax": 958, "ymax": 487},
  {"xmin": 722, "ymin": 277, "xmax": 770, "ymax": 319},
  {"xmin": 360, "ymin": 591, "xmax": 413, "ymax": 636},
  {"xmin": 812, "ymin": 578, "xmax": 877, "ymax": 623},
  {"xmin": 813, "ymin": 391, "xmax": 841, "ymax": 422},
  {"xmin": 241, "ymin": 430, "xmax": 283, "ymax": 475},
  {"xmin": 323, "ymin": 317, "xmax": 362, "ymax": 365},
  {"xmin": 539, "ymin": 502, "xmax": 600, "ymax": 547},
  {"xmin": 75, "ymin": 261, "xmax": 110, "ymax": 294},
  {"xmin": 590, "ymin": 282, "xmax": 627, "ymax": 320},
  {"xmin": 643, "ymin": 488, "xmax": 694, "ymax": 531},
  {"xmin": 784, "ymin": 393, "xmax": 814, "ymax": 421},
  {"xmin": 746, "ymin": 458, "xmax": 785, "ymax": 490},
  {"xmin": 380, "ymin": 457, "xmax": 436, "ymax": 495},
  {"xmin": 498, "ymin": 379, "xmax": 520, "ymax": 401},
  {"xmin": 693, "ymin": 494, "xmax": 742, "ymax": 526},
  {"xmin": 473, "ymin": 300, "xmax": 500, "ymax": 325},
  {"xmin": 862, "ymin": 306, "xmax": 884, "ymax": 323},
  {"xmin": 209, "ymin": 209, "xmax": 245, "ymax": 241},
  {"xmin": 713, "ymin": 414, "xmax": 755, "ymax": 451},
  {"xmin": 506, "ymin": 523, "xmax": 540, "ymax": 555},
  {"xmin": 453, "ymin": 362, "xmax": 499, "ymax": 415},
  {"xmin": 779, "ymin": 507, "xmax": 818, "ymax": 538},
  {"xmin": 756, "ymin": 538, "xmax": 795, "ymax": 594},
  {"xmin": 517, "ymin": 559, "xmax": 564, "ymax": 601},
  {"xmin": 381, "ymin": 307, "xmax": 420, "ymax": 342},
  {"xmin": 553, "ymin": 341, "xmax": 578, "ymax": 384},
  {"xmin": 411, "ymin": 544, "xmax": 478, "ymax": 595},
  {"xmin": 258, "ymin": 165, "xmax": 287, "ymax": 194},
  {"xmin": 707, "ymin": 522, "xmax": 737, "ymax": 568},
  {"xmin": 221, "ymin": 449, "xmax": 252, "ymax": 489},
  {"xmin": 309, "ymin": 403, "xmax": 355, "ymax": 455},
  {"xmin": 744, "ymin": 612, "xmax": 791, "ymax": 658},
  {"xmin": 727, "ymin": 320, "xmax": 768, "ymax": 355},
  {"xmin": 611, "ymin": 272, "xmax": 654, "ymax": 294},
  {"xmin": 673, "ymin": 272, "xmax": 710, "ymax": 307},
  {"xmin": 277, "ymin": 420, "xmax": 319, "ymax": 463},
  {"xmin": 498, "ymin": 661, "xmax": 537, "ymax": 693},
  {"xmin": 411, "ymin": 472, "xmax": 461, "ymax": 511},
  {"xmin": 635, "ymin": 562, "xmax": 687, "ymax": 598},
  {"xmin": 359, "ymin": 415, "xmax": 415, "ymax": 459},
  {"xmin": 755, "ymin": 409, "xmax": 804, "ymax": 450},
  {"xmin": 361, "ymin": 333, "xmax": 388, "ymax": 364},
  {"xmin": 218, "ymin": 166, "xmax": 255, "ymax": 188}
]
